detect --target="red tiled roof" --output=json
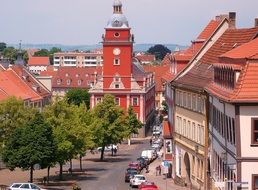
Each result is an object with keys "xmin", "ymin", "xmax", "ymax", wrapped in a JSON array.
[
  {"xmin": 143, "ymin": 65, "xmax": 170, "ymax": 92},
  {"xmin": 163, "ymin": 120, "xmax": 172, "ymax": 138},
  {"xmin": 52, "ymin": 67, "xmax": 102, "ymax": 89},
  {"xmin": 136, "ymin": 54, "xmax": 155, "ymax": 63},
  {"xmin": 221, "ymin": 37, "xmax": 258, "ymax": 60},
  {"xmin": 197, "ymin": 20, "xmax": 222, "ymax": 40},
  {"xmin": 0, "ymin": 70, "xmax": 40, "ymax": 101},
  {"xmin": 200, "ymin": 27, "xmax": 258, "ymax": 64},
  {"xmin": 206, "ymin": 37, "xmax": 258, "ymax": 102},
  {"xmin": 11, "ymin": 65, "xmax": 51, "ymax": 99},
  {"xmin": 174, "ymin": 27, "xmax": 258, "ymax": 91},
  {"xmin": 28, "ymin": 57, "xmax": 49, "ymax": 66},
  {"xmin": 40, "ymin": 66, "xmax": 56, "ymax": 77}
]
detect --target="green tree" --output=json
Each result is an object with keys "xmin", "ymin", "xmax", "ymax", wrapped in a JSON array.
[
  {"xmin": 43, "ymin": 99, "xmax": 90, "ymax": 179},
  {"xmin": 162, "ymin": 100, "xmax": 168, "ymax": 114},
  {"xmin": 65, "ymin": 89, "xmax": 90, "ymax": 108},
  {"xmin": 0, "ymin": 42, "xmax": 7, "ymax": 52},
  {"xmin": 125, "ymin": 106, "xmax": 143, "ymax": 145},
  {"xmin": 49, "ymin": 47, "xmax": 61, "ymax": 65},
  {"xmin": 34, "ymin": 49, "xmax": 49, "ymax": 57},
  {"xmin": 147, "ymin": 44, "xmax": 171, "ymax": 61},
  {"xmin": 2, "ymin": 47, "xmax": 17, "ymax": 63},
  {"xmin": 90, "ymin": 94, "xmax": 128, "ymax": 160},
  {"xmin": 2, "ymin": 112, "xmax": 57, "ymax": 183},
  {"xmin": 0, "ymin": 97, "xmax": 35, "ymax": 151}
]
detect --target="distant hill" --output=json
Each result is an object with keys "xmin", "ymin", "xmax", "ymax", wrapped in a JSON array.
[{"xmin": 7, "ymin": 43, "xmax": 188, "ymax": 52}]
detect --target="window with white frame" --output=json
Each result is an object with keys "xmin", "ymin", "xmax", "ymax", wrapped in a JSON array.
[
  {"xmin": 115, "ymin": 84, "xmax": 120, "ymax": 89},
  {"xmin": 67, "ymin": 79, "xmax": 71, "ymax": 85},
  {"xmin": 96, "ymin": 97, "xmax": 102, "ymax": 104},
  {"xmin": 132, "ymin": 97, "xmax": 138, "ymax": 106},
  {"xmin": 187, "ymin": 93, "xmax": 191, "ymax": 109},
  {"xmin": 114, "ymin": 58, "xmax": 120, "ymax": 65},
  {"xmin": 115, "ymin": 97, "xmax": 120, "ymax": 105},
  {"xmin": 183, "ymin": 119, "xmax": 186, "ymax": 137},
  {"xmin": 183, "ymin": 92, "xmax": 187, "ymax": 107},
  {"xmin": 77, "ymin": 80, "xmax": 82, "ymax": 86},
  {"xmin": 57, "ymin": 79, "xmax": 61, "ymax": 85},
  {"xmin": 192, "ymin": 122, "xmax": 196, "ymax": 141},
  {"xmin": 192, "ymin": 95, "xmax": 196, "ymax": 111}
]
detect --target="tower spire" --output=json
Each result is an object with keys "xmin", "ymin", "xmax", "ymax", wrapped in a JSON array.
[{"xmin": 113, "ymin": 0, "xmax": 122, "ymax": 14}]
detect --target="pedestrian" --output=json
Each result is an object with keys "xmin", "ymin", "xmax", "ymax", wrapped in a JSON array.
[
  {"xmin": 146, "ymin": 164, "xmax": 149, "ymax": 173},
  {"xmin": 149, "ymin": 138, "xmax": 152, "ymax": 146},
  {"xmin": 155, "ymin": 166, "xmax": 159, "ymax": 176},
  {"xmin": 114, "ymin": 147, "xmax": 117, "ymax": 155},
  {"xmin": 158, "ymin": 165, "xmax": 161, "ymax": 175}
]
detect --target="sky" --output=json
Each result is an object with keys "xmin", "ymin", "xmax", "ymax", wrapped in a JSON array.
[{"xmin": 0, "ymin": 0, "xmax": 258, "ymax": 46}]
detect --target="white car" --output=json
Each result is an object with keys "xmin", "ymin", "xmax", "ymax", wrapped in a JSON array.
[
  {"xmin": 97, "ymin": 144, "xmax": 117, "ymax": 152},
  {"xmin": 129, "ymin": 174, "xmax": 146, "ymax": 187},
  {"xmin": 152, "ymin": 129, "xmax": 161, "ymax": 135},
  {"xmin": 9, "ymin": 183, "xmax": 47, "ymax": 190}
]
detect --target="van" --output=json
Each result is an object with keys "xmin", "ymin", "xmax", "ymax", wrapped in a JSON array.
[{"xmin": 141, "ymin": 149, "xmax": 156, "ymax": 162}]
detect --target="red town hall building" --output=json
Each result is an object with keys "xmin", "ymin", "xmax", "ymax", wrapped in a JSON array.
[{"xmin": 89, "ymin": 0, "xmax": 155, "ymax": 137}]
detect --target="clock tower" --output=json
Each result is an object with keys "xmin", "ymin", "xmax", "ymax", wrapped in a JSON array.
[
  {"xmin": 90, "ymin": 0, "xmax": 156, "ymax": 138},
  {"xmin": 102, "ymin": 0, "xmax": 134, "ymax": 90}
]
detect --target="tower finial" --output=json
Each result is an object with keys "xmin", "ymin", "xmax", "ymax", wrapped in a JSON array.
[{"xmin": 113, "ymin": 0, "xmax": 122, "ymax": 14}]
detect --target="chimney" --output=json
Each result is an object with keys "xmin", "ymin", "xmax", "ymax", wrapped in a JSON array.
[
  {"xmin": 255, "ymin": 18, "xmax": 258, "ymax": 27},
  {"xmin": 229, "ymin": 12, "xmax": 236, "ymax": 29}
]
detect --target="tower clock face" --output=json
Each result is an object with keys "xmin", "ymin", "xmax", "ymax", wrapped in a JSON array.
[{"xmin": 113, "ymin": 48, "xmax": 121, "ymax": 55}]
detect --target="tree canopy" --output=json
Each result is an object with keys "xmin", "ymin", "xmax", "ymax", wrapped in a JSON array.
[
  {"xmin": 2, "ymin": 112, "xmax": 57, "ymax": 183},
  {"xmin": 65, "ymin": 89, "xmax": 90, "ymax": 108},
  {"xmin": 90, "ymin": 94, "xmax": 128, "ymax": 160},
  {"xmin": 0, "ymin": 97, "xmax": 35, "ymax": 151},
  {"xmin": 125, "ymin": 105, "xmax": 143, "ymax": 136},
  {"xmin": 0, "ymin": 42, "xmax": 7, "ymax": 52},
  {"xmin": 43, "ymin": 99, "xmax": 91, "ymax": 179},
  {"xmin": 34, "ymin": 47, "xmax": 61, "ymax": 65},
  {"xmin": 147, "ymin": 44, "xmax": 171, "ymax": 61}
]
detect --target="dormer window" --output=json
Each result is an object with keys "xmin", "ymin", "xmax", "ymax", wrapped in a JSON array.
[
  {"xmin": 214, "ymin": 67, "xmax": 235, "ymax": 90},
  {"xmin": 114, "ymin": 58, "xmax": 120, "ymax": 65},
  {"xmin": 115, "ymin": 84, "xmax": 120, "ymax": 89}
]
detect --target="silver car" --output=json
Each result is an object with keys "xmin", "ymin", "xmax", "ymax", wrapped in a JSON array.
[{"xmin": 9, "ymin": 183, "xmax": 47, "ymax": 190}]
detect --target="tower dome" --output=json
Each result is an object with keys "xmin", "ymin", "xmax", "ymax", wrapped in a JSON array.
[
  {"xmin": 107, "ymin": 0, "xmax": 129, "ymax": 28},
  {"xmin": 113, "ymin": 0, "xmax": 122, "ymax": 6}
]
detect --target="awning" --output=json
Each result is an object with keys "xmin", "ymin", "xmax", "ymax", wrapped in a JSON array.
[{"xmin": 163, "ymin": 120, "xmax": 172, "ymax": 138}]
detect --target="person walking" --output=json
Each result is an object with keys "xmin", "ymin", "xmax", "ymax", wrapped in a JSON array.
[
  {"xmin": 149, "ymin": 138, "xmax": 152, "ymax": 146},
  {"xmin": 158, "ymin": 165, "xmax": 161, "ymax": 175}
]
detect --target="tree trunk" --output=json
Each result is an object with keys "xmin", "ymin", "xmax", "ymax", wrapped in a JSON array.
[
  {"xmin": 59, "ymin": 162, "xmax": 63, "ymax": 180},
  {"xmin": 79, "ymin": 155, "xmax": 82, "ymax": 171},
  {"xmin": 30, "ymin": 165, "xmax": 33, "ymax": 183},
  {"xmin": 69, "ymin": 159, "xmax": 73, "ymax": 175},
  {"xmin": 100, "ymin": 145, "xmax": 105, "ymax": 161},
  {"xmin": 47, "ymin": 166, "xmax": 50, "ymax": 183},
  {"xmin": 128, "ymin": 138, "xmax": 131, "ymax": 146}
]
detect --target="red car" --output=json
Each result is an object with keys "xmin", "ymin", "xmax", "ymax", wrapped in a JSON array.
[
  {"xmin": 128, "ymin": 162, "xmax": 141, "ymax": 170},
  {"xmin": 138, "ymin": 182, "xmax": 158, "ymax": 190}
]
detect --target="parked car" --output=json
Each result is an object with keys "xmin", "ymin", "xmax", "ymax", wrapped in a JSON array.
[
  {"xmin": 97, "ymin": 144, "xmax": 117, "ymax": 152},
  {"xmin": 152, "ymin": 129, "xmax": 161, "ymax": 136},
  {"xmin": 141, "ymin": 149, "xmax": 157, "ymax": 162},
  {"xmin": 9, "ymin": 183, "xmax": 47, "ymax": 190},
  {"xmin": 129, "ymin": 175, "xmax": 146, "ymax": 187},
  {"xmin": 138, "ymin": 182, "xmax": 158, "ymax": 190},
  {"xmin": 128, "ymin": 162, "xmax": 141, "ymax": 171},
  {"xmin": 137, "ymin": 157, "xmax": 148, "ymax": 169},
  {"xmin": 125, "ymin": 169, "xmax": 138, "ymax": 182}
]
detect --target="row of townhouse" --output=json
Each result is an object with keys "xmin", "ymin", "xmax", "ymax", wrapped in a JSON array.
[{"xmin": 164, "ymin": 13, "xmax": 258, "ymax": 190}]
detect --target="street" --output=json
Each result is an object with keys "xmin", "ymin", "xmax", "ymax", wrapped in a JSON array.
[{"xmin": 0, "ymin": 138, "xmax": 150, "ymax": 190}]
